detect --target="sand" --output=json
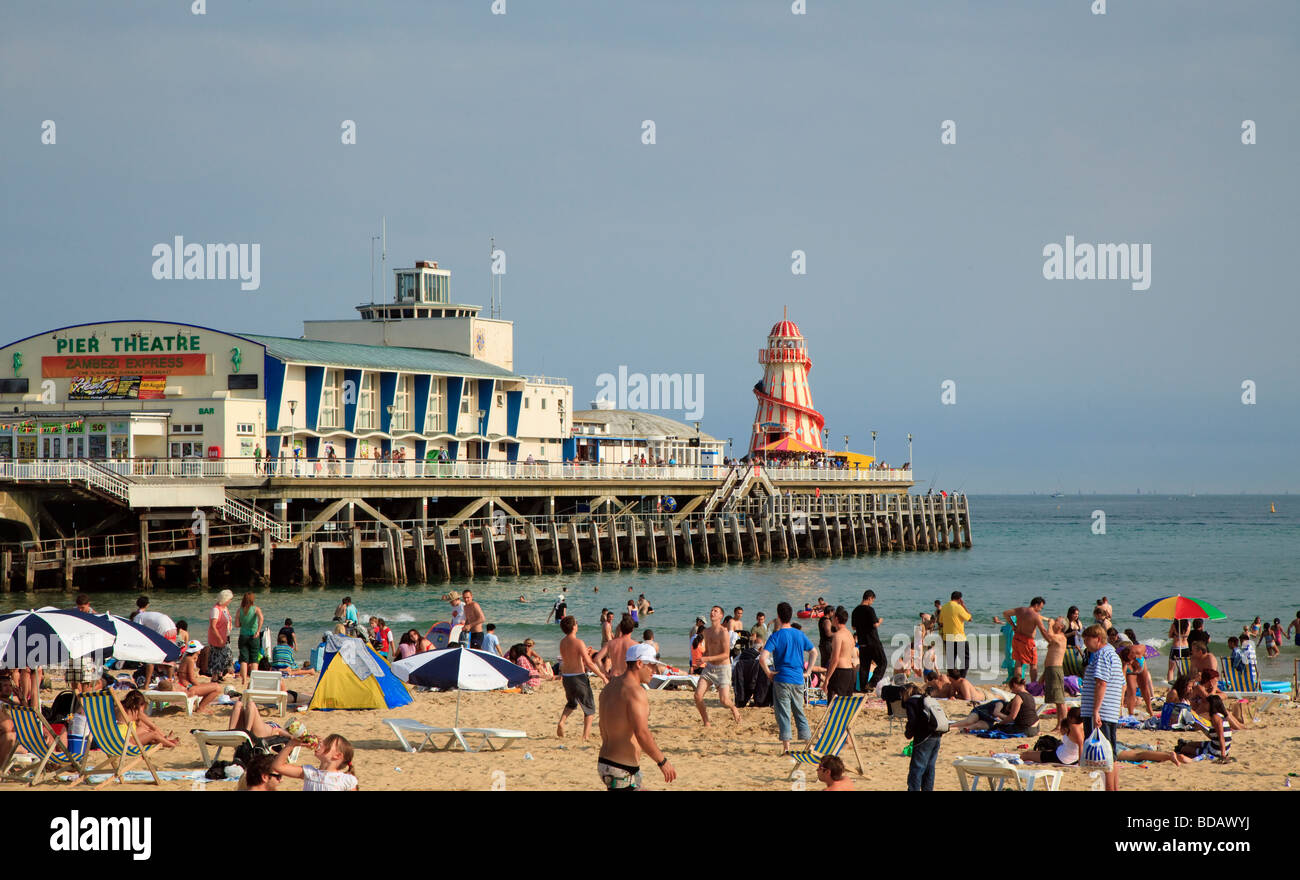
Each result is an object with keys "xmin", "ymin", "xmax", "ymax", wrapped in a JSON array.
[{"xmin": 14, "ymin": 674, "xmax": 1300, "ymax": 792}]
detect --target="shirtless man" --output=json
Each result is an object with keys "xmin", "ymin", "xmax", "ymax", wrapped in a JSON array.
[
  {"xmin": 600, "ymin": 610, "xmax": 614, "ymax": 648},
  {"xmin": 596, "ymin": 615, "xmax": 637, "ymax": 677},
  {"xmin": 1042, "ymin": 617, "xmax": 1068, "ymax": 731},
  {"xmin": 1093, "ymin": 596, "xmax": 1113, "ymax": 632},
  {"xmin": 462, "ymin": 589, "xmax": 486, "ymax": 650},
  {"xmin": 1001, "ymin": 597, "xmax": 1050, "ymax": 682},
  {"xmin": 924, "ymin": 670, "xmax": 987, "ymax": 702},
  {"xmin": 1189, "ymin": 640, "xmax": 1218, "ymax": 678},
  {"xmin": 556, "ymin": 616, "xmax": 609, "ymax": 741},
  {"xmin": 597, "ymin": 644, "xmax": 677, "ymax": 790},
  {"xmin": 824, "ymin": 608, "xmax": 857, "ymax": 697},
  {"xmin": 731, "ymin": 607, "xmax": 744, "ymax": 633},
  {"xmin": 693, "ymin": 605, "xmax": 742, "ymax": 726}
]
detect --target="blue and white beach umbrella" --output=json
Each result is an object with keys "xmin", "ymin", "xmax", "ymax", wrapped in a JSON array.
[
  {"xmin": 392, "ymin": 645, "xmax": 532, "ymax": 725},
  {"xmin": 95, "ymin": 613, "xmax": 183, "ymax": 664},
  {"xmin": 0, "ymin": 608, "xmax": 116, "ymax": 667}
]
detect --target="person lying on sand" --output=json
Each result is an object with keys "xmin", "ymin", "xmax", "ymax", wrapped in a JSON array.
[
  {"xmin": 1022, "ymin": 707, "xmax": 1191, "ymax": 766},
  {"xmin": 924, "ymin": 669, "xmax": 986, "ymax": 701}
]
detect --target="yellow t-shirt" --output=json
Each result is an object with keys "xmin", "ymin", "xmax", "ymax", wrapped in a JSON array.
[{"xmin": 940, "ymin": 601, "xmax": 971, "ymax": 641}]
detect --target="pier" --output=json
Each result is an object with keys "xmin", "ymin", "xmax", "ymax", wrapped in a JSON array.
[{"xmin": 0, "ymin": 458, "xmax": 971, "ymax": 591}]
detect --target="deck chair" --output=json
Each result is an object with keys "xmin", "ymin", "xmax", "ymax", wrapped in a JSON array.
[
  {"xmin": 786, "ymin": 693, "xmax": 865, "ymax": 779},
  {"xmin": 1062, "ymin": 647, "xmax": 1088, "ymax": 678},
  {"xmin": 190, "ymin": 729, "xmax": 303, "ymax": 766},
  {"xmin": 1166, "ymin": 656, "xmax": 1192, "ymax": 685},
  {"xmin": 953, "ymin": 756, "xmax": 1062, "ymax": 791},
  {"xmin": 243, "ymin": 670, "xmax": 289, "ymax": 716},
  {"xmin": 1219, "ymin": 660, "xmax": 1285, "ymax": 715},
  {"xmin": 143, "ymin": 690, "xmax": 200, "ymax": 716},
  {"xmin": 0, "ymin": 705, "xmax": 88, "ymax": 786},
  {"xmin": 77, "ymin": 690, "xmax": 160, "ymax": 788}
]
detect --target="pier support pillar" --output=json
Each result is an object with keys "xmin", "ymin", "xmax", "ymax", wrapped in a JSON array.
[
  {"xmin": 643, "ymin": 517, "xmax": 657, "ymax": 567},
  {"xmin": 697, "ymin": 518, "xmax": 711, "ymax": 563},
  {"xmin": 299, "ymin": 541, "xmax": 311, "ymax": 585},
  {"xmin": 961, "ymin": 495, "xmax": 973, "ymax": 547},
  {"xmin": 746, "ymin": 515, "xmax": 760, "ymax": 559},
  {"xmin": 26, "ymin": 551, "xmax": 36, "ymax": 590},
  {"xmin": 713, "ymin": 515, "xmax": 727, "ymax": 562},
  {"xmin": 526, "ymin": 522, "xmax": 543, "ymax": 574},
  {"xmin": 935, "ymin": 496, "xmax": 950, "ymax": 549},
  {"xmin": 350, "ymin": 527, "xmax": 363, "ymax": 586},
  {"xmin": 504, "ymin": 521, "xmax": 520, "ymax": 575},
  {"xmin": 458, "ymin": 527, "xmax": 475, "ymax": 578},
  {"xmin": 730, "ymin": 515, "xmax": 744, "ymax": 560},
  {"xmin": 680, "ymin": 519, "xmax": 695, "ymax": 565},
  {"xmin": 198, "ymin": 523, "xmax": 210, "ymax": 587},
  {"xmin": 434, "ymin": 525, "xmax": 451, "ymax": 581},
  {"xmin": 785, "ymin": 513, "xmax": 799, "ymax": 559},
  {"xmin": 567, "ymin": 521, "xmax": 583, "ymax": 572},
  {"xmin": 622, "ymin": 517, "xmax": 636, "ymax": 568},
  {"xmin": 588, "ymin": 520, "xmax": 603, "ymax": 571},
  {"xmin": 548, "ymin": 521, "xmax": 563, "ymax": 572},
  {"xmin": 916, "ymin": 495, "xmax": 931, "ymax": 551},
  {"xmin": 1, "ymin": 550, "xmax": 10, "ymax": 592},
  {"xmin": 63, "ymin": 542, "xmax": 74, "ymax": 589},
  {"xmin": 661, "ymin": 519, "xmax": 675, "ymax": 567},
  {"xmin": 312, "ymin": 542, "xmax": 326, "ymax": 586},
  {"xmin": 260, "ymin": 530, "xmax": 273, "ymax": 583},
  {"xmin": 483, "ymin": 524, "xmax": 499, "ymax": 576},
  {"xmin": 413, "ymin": 528, "xmax": 428, "ymax": 584},
  {"xmin": 138, "ymin": 516, "xmax": 151, "ymax": 589}
]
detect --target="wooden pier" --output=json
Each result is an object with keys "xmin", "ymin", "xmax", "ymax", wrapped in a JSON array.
[{"xmin": 0, "ymin": 460, "xmax": 971, "ymax": 591}]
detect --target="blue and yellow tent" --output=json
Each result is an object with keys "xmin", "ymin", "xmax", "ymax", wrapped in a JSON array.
[{"xmin": 309, "ymin": 634, "xmax": 413, "ymax": 711}]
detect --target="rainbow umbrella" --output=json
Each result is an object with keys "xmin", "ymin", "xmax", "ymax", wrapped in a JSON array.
[{"xmin": 1131, "ymin": 595, "xmax": 1225, "ymax": 621}]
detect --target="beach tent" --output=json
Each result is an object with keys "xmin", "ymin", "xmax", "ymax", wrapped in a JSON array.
[{"xmin": 309, "ymin": 634, "xmax": 412, "ymax": 711}]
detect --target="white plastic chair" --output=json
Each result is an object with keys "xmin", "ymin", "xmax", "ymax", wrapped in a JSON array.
[{"xmin": 953, "ymin": 756, "xmax": 1063, "ymax": 791}]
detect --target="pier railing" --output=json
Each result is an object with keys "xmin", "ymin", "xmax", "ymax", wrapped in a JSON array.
[{"xmin": 0, "ymin": 457, "xmax": 914, "ymax": 484}]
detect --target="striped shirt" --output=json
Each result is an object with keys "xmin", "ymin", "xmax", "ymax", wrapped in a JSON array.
[
  {"xmin": 272, "ymin": 645, "xmax": 295, "ymax": 668},
  {"xmin": 1192, "ymin": 707, "xmax": 1232, "ymax": 759},
  {"xmin": 1081, "ymin": 644, "xmax": 1124, "ymax": 722},
  {"xmin": 1237, "ymin": 639, "xmax": 1257, "ymax": 667}
]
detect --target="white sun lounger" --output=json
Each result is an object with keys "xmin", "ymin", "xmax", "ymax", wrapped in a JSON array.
[
  {"xmin": 190, "ymin": 729, "xmax": 301, "ymax": 766},
  {"xmin": 385, "ymin": 718, "xmax": 526, "ymax": 753},
  {"xmin": 144, "ymin": 690, "xmax": 199, "ymax": 716},
  {"xmin": 648, "ymin": 673, "xmax": 699, "ymax": 691},
  {"xmin": 242, "ymin": 671, "xmax": 289, "ymax": 716},
  {"xmin": 953, "ymin": 756, "xmax": 1063, "ymax": 792}
]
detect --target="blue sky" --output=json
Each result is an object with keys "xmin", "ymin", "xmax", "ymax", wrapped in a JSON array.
[{"xmin": 2, "ymin": 1, "xmax": 1296, "ymax": 492}]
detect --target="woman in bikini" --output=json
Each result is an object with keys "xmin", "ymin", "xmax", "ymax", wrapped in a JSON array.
[
  {"xmin": 119, "ymin": 690, "xmax": 180, "ymax": 748},
  {"xmin": 1065, "ymin": 606, "xmax": 1084, "ymax": 650},
  {"xmin": 158, "ymin": 641, "xmax": 223, "ymax": 714},
  {"xmin": 1122, "ymin": 644, "xmax": 1156, "ymax": 716},
  {"xmin": 1167, "ymin": 619, "xmax": 1190, "ymax": 682}
]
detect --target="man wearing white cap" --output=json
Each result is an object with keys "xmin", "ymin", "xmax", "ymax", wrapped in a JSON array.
[{"xmin": 596, "ymin": 643, "xmax": 676, "ymax": 791}]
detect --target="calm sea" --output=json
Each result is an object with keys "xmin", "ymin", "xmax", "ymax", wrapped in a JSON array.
[{"xmin": 4, "ymin": 495, "xmax": 1296, "ymax": 676}]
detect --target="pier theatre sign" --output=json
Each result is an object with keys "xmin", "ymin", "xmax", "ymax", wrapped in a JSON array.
[{"xmin": 42, "ymin": 333, "xmax": 207, "ymax": 377}]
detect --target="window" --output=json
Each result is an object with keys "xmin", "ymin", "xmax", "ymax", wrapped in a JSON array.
[
  {"xmin": 320, "ymin": 369, "xmax": 341, "ymax": 429},
  {"xmin": 496, "ymin": 393, "xmax": 504, "ymax": 407},
  {"xmin": 169, "ymin": 441, "xmax": 203, "ymax": 457},
  {"xmin": 397, "ymin": 273, "xmax": 417, "ymax": 301},
  {"xmin": 236, "ymin": 423, "xmax": 256, "ymax": 435},
  {"xmin": 524, "ymin": 397, "xmax": 529, "ymax": 409},
  {"xmin": 357, "ymin": 372, "xmax": 375, "ymax": 430},
  {"xmin": 171, "ymin": 424, "xmax": 203, "ymax": 434},
  {"xmin": 498, "ymin": 441, "xmax": 508, "ymax": 452},
  {"xmin": 392, "ymin": 374, "xmax": 410, "ymax": 431},
  {"xmin": 540, "ymin": 398, "xmax": 547, "ymax": 410},
  {"xmin": 425, "ymin": 377, "xmax": 445, "ymax": 433}
]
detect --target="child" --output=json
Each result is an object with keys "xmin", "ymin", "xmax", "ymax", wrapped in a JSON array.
[
  {"xmin": 278, "ymin": 618, "xmax": 297, "ymax": 651},
  {"xmin": 272, "ymin": 635, "xmax": 295, "ymax": 670},
  {"xmin": 274, "ymin": 733, "xmax": 358, "ymax": 791}
]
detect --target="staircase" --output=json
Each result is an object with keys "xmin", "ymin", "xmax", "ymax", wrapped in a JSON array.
[{"xmin": 699, "ymin": 465, "xmax": 741, "ymax": 519}]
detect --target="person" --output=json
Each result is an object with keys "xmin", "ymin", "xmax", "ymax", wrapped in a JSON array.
[
  {"xmin": 156, "ymin": 640, "xmax": 224, "ymax": 713},
  {"xmin": 596, "ymin": 644, "xmax": 676, "ymax": 790},
  {"xmin": 274, "ymin": 733, "xmax": 358, "ymax": 791},
  {"xmin": 731, "ymin": 607, "xmax": 744, "ymax": 633},
  {"xmin": 1042, "ymin": 617, "xmax": 1068, "ymax": 731},
  {"xmin": 1287, "ymin": 611, "xmax": 1300, "ymax": 648},
  {"xmin": 637, "ymin": 594, "xmax": 654, "ymax": 618},
  {"xmin": 395, "ymin": 630, "xmax": 418, "ymax": 660},
  {"xmin": 1001, "ymin": 597, "xmax": 1050, "ymax": 682},
  {"xmin": 923, "ymin": 669, "xmax": 987, "ymax": 702},
  {"xmin": 1093, "ymin": 596, "xmax": 1113, "ymax": 632},
  {"xmin": 1022, "ymin": 707, "xmax": 1190, "ymax": 768},
  {"xmin": 523, "ymin": 639, "xmax": 554, "ymax": 681},
  {"xmin": 641, "ymin": 629, "xmax": 660, "ymax": 656},
  {"xmin": 174, "ymin": 619, "xmax": 189, "ymax": 648},
  {"xmin": 1081, "ymin": 623, "xmax": 1125, "ymax": 791},
  {"xmin": 481, "ymin": 623, "xmax": 502, "ymax": 657},
  {"xmin": 1121, "ymin": 645, "xmax": 1156, "ymax": 716},
  {"xmin": 1189, "ymin": 640, "xmax": 1218, "ymax": 679},
  {"xmin": 117, "ymin": 690, "xmax": 180, "ymax": 748},
  {"xmin": 817, "ymin": 754, "xmax": 854, "ymax": 791},
  {"xmin": 227, "ymin": 696, "xmax": 286, "ymax": 740},
  {"xmin": 851, "ymin": 590, "xmax": 886, "ymax": 690},
  {"xmin": 507, "ymin": 644, "xmax": 542, "ymax": 689},
  {"xmin": 903, "ymin": 682, "xmax": 949, "ymax": 791},
  {"xmin": 551, "ymin": 594, "xmax": 568, "ymax": 626},
  {"xmin": 1064, "ymin": 605, "xmax": 1084, "ymax": 649},
  {"xmin": 824, "ymin": 608, "xmax": 856, "ymax": 697},
  {"xmin": 253, "ymin": 444, "xmax": 263, "ymax": 476},
  {"xmin": 939, "ymin": 591, "xmax": 972, "ymax": 677},
  {"xmin": 206, "ymin": 589, "xmax": 234, "ymax": 682},
  {"xmin": 1167, "ymin": 619, "xmax": 1191, "ymax": 682},
  {"xmin": 597, "ymin": 616, "xmax": 637, "ymax": 678},
  {"xmin": 446, "ymin": 591, "xmax": 466, "ymax": 631},
  {"xmin": 236, "ymin": 592, "xmax": 264, "ymax": 688},
  {"xmin": 271, "ymin": 635, "xmax": 296, "ymax": 670},
  {"xmin": 462, "ymin": 588, "xmax": 485, "ymax": 649},
  {"xmin": 1236, "ymin": 629, "xmax": 1257, "ymax": 670},
  {"xmin": 1188, "ymin": 619, "xmax": 1210, "ymax": 649},
  {"xmin": 75, "ymin": 594, "xmax": 96, "ymax": 614},
  {"xmin": 1260, "ymin": 618, "xmax": 1279, "ymax": 659},
  {"xmin": 751, "ymin": 612, "xmax": 768, "ymax": 640},
  {"xmin": 761, "ymin": 602, "xmax": 815, "ymax": 754},
  {"xmin": 626, "ymin": 600, "xmax": 639, "ymax": 626},
  {"xmin": 1189, "ymin": 669, "xmax": 1249, "ymax": 730},
  {"xmin": 241, "ymin": 754, "xmax": 282, "ymax": 791},
  {"xmin": 273, "ymin": 618, "xmax": 296, "ymax": 652},
  {"xmin": 1177, "ymin": 693, "xmax": 1233, "ymax": 762},
  {"xmin": 692, "ymin": 606, "xmax": 742, "ymax": 726},
  {"xmin": 556, "ymin": 616, "xmax": 609, "ymax": 741},
  {"xmin": 947, "ymin": 677, "xmax": 1038, "ymax": 735}
]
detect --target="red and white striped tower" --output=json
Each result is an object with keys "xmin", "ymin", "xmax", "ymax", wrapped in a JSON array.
[{"xmin": 749, "ymin": 308, "xmax": 826, "ymax": 455}]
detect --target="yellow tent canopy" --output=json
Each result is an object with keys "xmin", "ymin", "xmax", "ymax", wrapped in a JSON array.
[{"xmin": 829, "ymin": 451, "xmax": 875, "ymax": 467}]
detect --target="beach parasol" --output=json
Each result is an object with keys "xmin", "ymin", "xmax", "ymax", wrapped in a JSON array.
[
  {"xmin": 1131, "ymin": 595, "xmax": 1226, "ymax": 621},
  {"xmin": 95, "ymin": 613, "xmax": 183, "ymax": 663},
  {"xmin": 0, "ymin": 608, "xmax": 116, "ymax": 667},
  {"xmin": 391, "ymin": 644, "xmax": 532, "ymax": 726}
]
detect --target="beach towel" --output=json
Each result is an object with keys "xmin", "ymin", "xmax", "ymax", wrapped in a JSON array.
[
  {"xmin": 1025, "ymin": 680, "xmax": 1045, "ymax": 697},
  {"xmin": 968, "ymin": 729, "xmax": 1026, "ymax": 739}
]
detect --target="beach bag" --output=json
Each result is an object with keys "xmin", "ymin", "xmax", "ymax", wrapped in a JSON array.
[
  {"xmin": 1081, "ymin": 727, "xmax": 1114, "ymax": 772},
  {"xmin": 1032, "ymin": 734, "xmax": 1061, "ymax": 752}
]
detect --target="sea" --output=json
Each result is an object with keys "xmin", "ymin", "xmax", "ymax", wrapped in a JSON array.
[{"xmin": 3, "ymin": 495, "xmax": 1297, "ymax": 678}]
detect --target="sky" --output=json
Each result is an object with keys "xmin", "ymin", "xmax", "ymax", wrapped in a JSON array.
[{"xmin": 2, "ymin": 1, "xmax": 1297, "ymax": 493}]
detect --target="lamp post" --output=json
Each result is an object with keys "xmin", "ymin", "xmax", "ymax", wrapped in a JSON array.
[
  {"xmin": 557, "ymin": 398, "xmax": 565, "ymax": 462},
  {"xmin": 844, "ymin": 434, "xmax": 849, "ymax": 452},
  {"xmin": 908, "ymin": 433, "xmax": 913, "ymax": 472},
  {"xmin": 871, "ymin": 430, "xmax": 877, "ymax": 463},
  {"xmin": 694, "ymin": 420, "xmax": 701, "ymax": 467},
  {"xmin": 477, "ymin": 409, "xmax": 486, "ymax": 461}
]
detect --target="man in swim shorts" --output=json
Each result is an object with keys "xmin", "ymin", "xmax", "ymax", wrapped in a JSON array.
[
  {"xmin": 693, "ymin": 605, "xmax": 742, "ymax": 726},
  {"xmin": 597, "ymin": 644, "xmax": 676, "ymax": 791},
  {"xmin": 1001, "ymin": 597, "xmax": 1050, "ymax": 682},
  {"xmin": 557, "ymin": 616, "xmax": 609, "ymax": 742}
]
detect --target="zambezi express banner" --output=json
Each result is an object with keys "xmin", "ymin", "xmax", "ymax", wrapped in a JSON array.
[
  {"xmin": 43, "ymin": 353, "xmax": 205, "ymax": 378},
  {"xmin": 68, "ymin": 375, "xmax": 166, "ymax": 400}
]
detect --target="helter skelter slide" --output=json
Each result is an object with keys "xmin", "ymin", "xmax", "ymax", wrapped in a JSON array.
[{"xmin": 749, "ymin": 309, "xmax": 826, "ymax": 456}]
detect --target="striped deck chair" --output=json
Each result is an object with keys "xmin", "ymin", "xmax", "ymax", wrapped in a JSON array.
[
  {"xmin": 1219, "ymin": 659, "xmax": 1283, "ymax": 715},
  {"xmin": 0, "ymin": 705, "xmax": 87, "ymax": 786},
  {"xmin": 786, "ymin": 693, "xmax": 865, "ymax": 779},
  {"xmin": 1166, "ymin": 656, "xmax": 1192, "ymax": 685},
  {"xmin": 1062, "ymin": 647, "xmax": 1087, "ymax": 678},
  {"xmin": 78, "ymin": 691, "xmax": 160, "ymax": 788}
]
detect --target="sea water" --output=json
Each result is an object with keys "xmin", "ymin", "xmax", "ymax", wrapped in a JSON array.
[{"xmin": 4, "ymin": 495, "xmax": 1295, "ymax": 676}]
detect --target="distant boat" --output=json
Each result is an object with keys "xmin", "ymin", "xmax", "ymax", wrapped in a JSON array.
[
  {"xmin": 1050, "ymin": 491, "xmax": 1064, "ymax": 498},
  {"xmin": 1271, "ymin": 502, "xmax": 1277, "ymax": 514}
]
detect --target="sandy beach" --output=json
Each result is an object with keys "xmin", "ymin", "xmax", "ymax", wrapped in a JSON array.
[{"xmin": 14, "ymin": 673, "xmax": 1299, "ymax": 792}]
